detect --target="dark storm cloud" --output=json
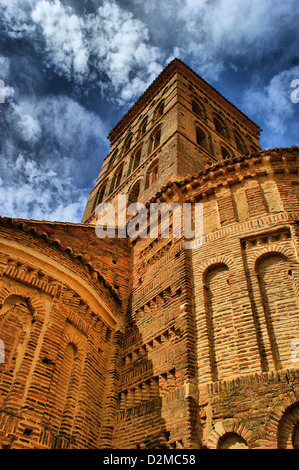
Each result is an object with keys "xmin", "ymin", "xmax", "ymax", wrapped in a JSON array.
[{"xmin": 0, "ymin": 0, "xmax": 299, "ymax": 221}]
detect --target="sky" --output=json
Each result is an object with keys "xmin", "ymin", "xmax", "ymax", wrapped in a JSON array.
[{"xmin": 0, "ymin": 0, "xmax": 299, "ymax": 223}]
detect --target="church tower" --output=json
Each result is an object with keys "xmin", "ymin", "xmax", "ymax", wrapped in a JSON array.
[{"xmin": 82, "ymin": 59, "xmax": 261, "ymax": 224}]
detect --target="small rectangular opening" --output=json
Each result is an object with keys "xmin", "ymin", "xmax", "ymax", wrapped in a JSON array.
[
  {"xmin": 42, "ymin": 357, "xmax": 55, "ymax": 366},
  {"xmin": 23, "ymin": 428, "xmax": 33, "ymax": 436},
  {"xmin": 105, "ymin": 327, "xmax": 112, "ymax": 342}
]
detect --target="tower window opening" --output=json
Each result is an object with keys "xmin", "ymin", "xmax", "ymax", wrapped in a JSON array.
[
  {"xmin": 128, "ymin": 180, "xmax": 141, "ymax": 205},
  {"xmin": 235, "ymin": 136, "xmax": 244, "ymax": 152},
  {"xmin": 196, "ymin": 126, "xmax": 208, "ymax": 150},
  {"xmin": 214, "ymin": 116, "xmax": 226, "ymax": 138},
  {"xmin": 95, "ymin": 182, "xmax": 107, "ymax": 208},
  {"xmin": 139, "ymin": 117, "xmax": 148, "ymax": 137},
  {"xmin": 109, "ymin": 164, "xmax": 124, "ymax": 194},
  {"xmin": 154, "ymin": 101, "xmax": 164, "ymax": 121},
  {"xmin": 234, "ymin": 130, "xmax": 247, "ymax": 154},
  {"xmin": 128, "ymin": 148, "xmax": 142, "ymax": 176},
  {"xmin": 123, "ymin": 133, "xmax": 133, "ymax": 155},
  {"xmin": 133, "ymin": 149, "xmax": 141, "ymax": 172},
  {"xmin": 221, "ymin": 146, "xmax": 231, "ymax": 160},
  {"xmin": 107, "ymin": 149, "xmax": 118, "ymax": 170},
  {"xmin": 153, "ymin": 129, "xmax": 161, "ymax": 150},
  {"xmin": 145, "ymin": 160, "xmax": 159, "ymax": 189},
  {"xmin": 192, "ymin": 99, "xmax": 204, "ymax": 119},
  {"xmin": 148, "ymin": 127, "xmax": 162, "ymax": 155},
  {"xmin": 152, "ymin": 166, "xmax": 158, "ymax": 183}
]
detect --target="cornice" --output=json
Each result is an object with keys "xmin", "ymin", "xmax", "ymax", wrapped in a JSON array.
[{"xmin": 144, "ymin": 147, "xmax": 299, "ymax": 206}]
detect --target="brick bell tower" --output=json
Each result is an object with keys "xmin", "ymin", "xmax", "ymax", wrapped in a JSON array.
[{"xmin": 82, "ymin": 59, "xmax": 261, "ymax": 225}]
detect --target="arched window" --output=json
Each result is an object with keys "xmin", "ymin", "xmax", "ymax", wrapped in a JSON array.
[
  {"xmin": 256, "ymin": 252, "xmax": 299, "ymax": 370},
  {"xmin": 109, "ymin": 163, "xmax": 124, "ymax": 194},
  {"xmin": 234, "ymin": 130, "xmax": 247, "ymax": 154},
  {"xmin": 123, "ymin": 133, "xmax": 133, "ymax": 155},
  {"xmin": 213, "ymin": 115, "xmax": 227, "ymax": 138},
  {"xmin": 192, "ymin": 100, "xmax": 201, "ymax": 116},
  {"xmin": 153, "ymin": 129, "xmax": 161, "ymax": 151},
  {"xmin": 94, "ymin": 181, "xmax": 107, "ymax": 208},
  {"xmin": 151, "ymin": 165, "xmax": 158, "ymax": 183},
  {"xmin": 145, "ymin": 160, "xmax": 159, "ymax": 189},
  {"xmin": 217, "ymin": 433, "xmax": 248, "ymax": 449},
  {"xmin": 0, "ymin": 295, "xmax": 35, "ymax": 408},
  {"xmin": 235, "ymin": 135, "xmax": 244, "ymax": 152},
  {"xmin": 153, "ymin": 100, "xmax": 164, "ymax": 121},
  {"xmin": 192, "ymin": 99, "xmax": 204, "ymax": 119},
  {"xmin": 115, "ymin": 164, "xmax": 124, "ymax": 188},
  {"xmin": 128, "ymin": 148, "xmax": 142, "ymax": 175},
  {"xmin": 148, "ymin": 127, "xmax": 161, "ymax": 155},
  {"xmin": 107, "ymin": 149, "xmax": 118, "ymax": 171},
  {"xmin": 138, "ymin": 116, "xmax": 148, "ymax": 137},
  {"xmin": 221, "ymin": 146, "xmax": 231, "ymax": 160},
  {"xmin": 128, "ymin": 180, "xmax": 141, "ymax": 205},
  {"xmin": 196, "ymin": 126, "xmax": 209, "ymax": 151},
  {"xmin": 133, "ymin": 148, "xmax": 141, "ymax": 171},
  {"xmin": 58, "ymin": 343, "xmax": 79, "ymax": 435},
  {"xmin": 278, "ymin": 403, "xmax": 299, "ymax": 448},
  {"xmin": 203, "ymin": 264, "xmax": 239, "ymax": 381}
]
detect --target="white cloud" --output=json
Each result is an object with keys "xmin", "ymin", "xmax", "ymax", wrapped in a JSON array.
[
  {"xmin": 131, "ymin": 0, "xmax": 299, "ymax": 80},
  {"xmin": 2, "ymin": 0, "xmax": 299, "ymax": 91},
  {"xmin": 3, "ymin": 86, "xmax": 15, "ymax": 102},
  {"xmin": 0, "ymin": 150, "xmax": 88, "ymax": 222},
  {"xmin": 84, "ymin": 0, "xmax": 163, "ymax": 101},
  {"xmin": 32, "ymin": 0, "xmax": 89, "ymax": 81},
  {"xmin": 244, "ymin": 66, "xmax": 299, "ymax": 147},
  {"xmin": 29, "ymin": 0, "xmax": 163, "ymax": 100},
  {"xmin": 0, "ymin": 55, "xmax": 11, "ymax": 80},
  {"xmin": 0, "ymin": 92, "xmax": 107, "ymax": 222},
  {"xmin": 16, "ymin": 111, "xmax": 42, "ymax": 144},
  {"xmin": 0, "ymin": 55, "xmax": 14, "ymax": 102},
  {"xmin": 0, "ymin": 0, "xmax": 37, "ymax": 38},
  {"xmin": 0, "ymin": 0, "xmax": 164, "ymax": 102},
  {"xmin": 1, "ymin": 0, "xmax": 299, "ymax": 223}
]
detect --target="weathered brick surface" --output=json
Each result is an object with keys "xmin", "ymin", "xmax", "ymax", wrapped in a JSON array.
[{"xmin": 0, "ymin": 60, "xmax": 299, "ymax": 449}]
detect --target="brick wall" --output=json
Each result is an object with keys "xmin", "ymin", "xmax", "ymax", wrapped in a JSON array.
[{"xmin": 0, "ymin": 58, "xmax": 299, "ymax": 450}]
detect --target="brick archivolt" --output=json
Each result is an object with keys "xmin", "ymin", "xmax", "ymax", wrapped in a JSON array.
[
  {"xmin": 62, "ymin": 328, "xmax": 87, "ymax": 353},
  {"xmin": 2, "ymin": 257, "xmax": 62, "ymax": 298},
  {"xmin": 263, "ymin": 386, "xmax": 299, "ymax": 448},
  {"xmin": 0, "ymin": 262, "xmax": 98, "ymax": 341},
  {"xmin": 0, "ymin": 252, "xmax": 115, "ymax": 448},
  {"xmin": 0, "ymin": 282, "xmax": 47, "ymax": 322},
  {"xmin": 0, "ymin": 231, "xmax": 119, "ymax": 329},
  {"xmin": 251, "ymin": 242, "xmax": 297, "ymax": 271},
  {"xmin": 196, "ymin": 254, "xmax": 236, "ymax": 280},
  {"xmin": 0, "ymin": 217, "xmax": 120, "ymax": 302},
  {"xmin": 0, "ymin": 281, "xmax": 52, "ymax": 414},
  {"xmin": 205, "ymin": 418, "xmax": 256, "ymax": 449}
]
